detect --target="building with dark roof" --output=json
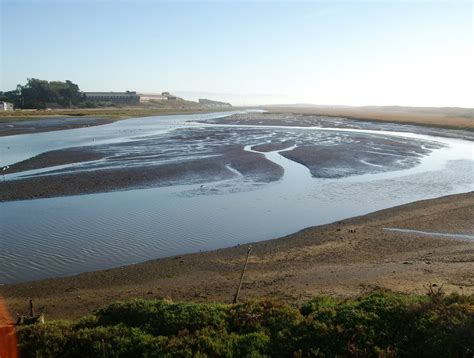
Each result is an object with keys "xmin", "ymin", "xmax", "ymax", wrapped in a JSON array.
[{"xmin": 84, "ymin": 91, "xmax": 140, "ymax": 104}]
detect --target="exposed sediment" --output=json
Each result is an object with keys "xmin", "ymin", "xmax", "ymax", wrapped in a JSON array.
[
  {"xmin": 1, "ymin": 114, "xmax": 469, "ymax": 201},
  {"xmin": 0, "ymin": 145, "xmax": 283, "ymax": 201},
  {"xmin": 1, "ymin": 192, "xmax": 472, "ymax": 320},
  {"xmin": 0, "ymin": 116, "xmax": 114, "ymax": 137}
]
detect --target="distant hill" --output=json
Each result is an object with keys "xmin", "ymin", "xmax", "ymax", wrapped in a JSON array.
[{"xmin": 198, "ymin": 98, "xmax": 232, "ymax": 108}]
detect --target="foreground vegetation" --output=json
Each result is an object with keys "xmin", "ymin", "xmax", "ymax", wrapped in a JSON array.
[{"xmin": 17, "ymin": 289, "xmax": 474, "ymax": 357}]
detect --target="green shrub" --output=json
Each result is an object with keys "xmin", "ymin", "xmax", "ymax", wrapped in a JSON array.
[
  {"xmin": 233, "ymin": 332, "xmax": 270, "ymax": 357},
  {"xmin": 16, "ymin": 291, "xmax": 474, "ymax": 357},
  {"xmin": 17, "ymin": 321, "xmax": 70, "ymax": 357},
  {"xmin": 95, "ymin": 299, "xmax": 229, "ymax": 336},
  {"xmin": 228, "ymin": 300, "xmax": 304, "ymax": 356},
  {"xmin": 401, "ymin": 294, "xmax": 474, "ymax": 357}
]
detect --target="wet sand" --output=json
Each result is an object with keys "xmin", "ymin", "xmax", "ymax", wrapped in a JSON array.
[
  {"xmin": 279, "ymin": 138, "xmax": 432, "ymax": 178},
  {"xmin": 0, "ymin": 144, "xmax": 283, "ymax": 201},
  {"xmin": 203, "ymin": 112, "xmax": 474, "ymax": 140},
  {"xmin": 4, "ymin": 148, "xmax": 107, "ymax": 175},
  {"xmin": 0, "ymin": 117, "xmax": 115, "ymax": 137},
  {"xmin": 1, "ymin": 114, "xmax": 465, "ymax": 202},
  {"xmin": 1, "ymin": 192, "xmax": 472, "ymax": 320}
]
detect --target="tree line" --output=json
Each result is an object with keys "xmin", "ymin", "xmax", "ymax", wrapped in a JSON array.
[{"xmin": 0, "ymin": 78, "xmax": 85, "ymax": 109}]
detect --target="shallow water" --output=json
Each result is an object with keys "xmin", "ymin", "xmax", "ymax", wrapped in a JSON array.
[
  {"xmin": 1, "ymin": 112, "xmax": 473, "ymax": 284},
  {"xmin": 384, "ymin": 228, "xmax": 474, "ymax": 241}
]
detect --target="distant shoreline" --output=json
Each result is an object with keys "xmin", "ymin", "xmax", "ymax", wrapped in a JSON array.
[
  {"xmin": 0, "ymin": 107, "xmax": 231, "ymax": 137},
  {"xmin": 1, "ymin": 105, "xmax": 472, "ymax": 136},
  {"xmin": 263, "ymin": 105, "xmax": 474, "ymax": 131}
]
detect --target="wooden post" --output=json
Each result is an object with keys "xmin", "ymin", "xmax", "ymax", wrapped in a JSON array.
[
  {"xmin": 29, "ymin": 299, "xmax": 35, "ymax": 317},
  {"xmin": 233, "ymin": 246, "xmax": 252, "ymax": 304}
]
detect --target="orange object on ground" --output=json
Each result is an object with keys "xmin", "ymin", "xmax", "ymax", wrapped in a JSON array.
[{"xmin": 0, "ymin": 300, "xmax": 18, "ymax": 358}]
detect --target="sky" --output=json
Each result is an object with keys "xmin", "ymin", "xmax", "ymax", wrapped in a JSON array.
[{"xmin": 0, "ymin": 0, "xmax": 472, "ymax": 107}]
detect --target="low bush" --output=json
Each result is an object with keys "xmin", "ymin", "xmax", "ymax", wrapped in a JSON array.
[
  {"xmin": 16, "ymin": 290, "xmax": 474, "ymax": 357},
  {"xmin": 95, "ymin": 299, "xmax": 229, "ymax": 336}
]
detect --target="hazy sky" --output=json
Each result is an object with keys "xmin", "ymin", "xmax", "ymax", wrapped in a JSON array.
[{"xmin": 1, "ymin": 1, "xmax": 472, "ymax": 106}]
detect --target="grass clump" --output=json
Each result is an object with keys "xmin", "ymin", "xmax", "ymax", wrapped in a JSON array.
[{"xmin": 17, "ymin": 289, "xmax": 474, "ymax": 357}]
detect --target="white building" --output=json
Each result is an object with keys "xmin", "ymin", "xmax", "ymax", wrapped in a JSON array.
[
  {"xmin": 0, "ymin": 101, "xmax": 14, "ymax": 111},
  {"xmin": 138, "ymin": 93, "xmax": 167, "ymax": 103}
]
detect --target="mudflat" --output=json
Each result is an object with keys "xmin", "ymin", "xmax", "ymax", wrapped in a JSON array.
[
  {"xmin": 0, "ymin": 116, "xmax": 117, "ymax": 137},
  {"xmin": 1, "ymin": 192, "xmax": 473, "ymax": 320},
  {"xmin": 3, "ymin": 113, "xmax": 471, "ymax": 202}
]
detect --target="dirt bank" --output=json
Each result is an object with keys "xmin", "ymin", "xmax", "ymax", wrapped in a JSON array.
[{"xmin": 1, "ymin": 192, "xmax": 472, "ymax": 320}]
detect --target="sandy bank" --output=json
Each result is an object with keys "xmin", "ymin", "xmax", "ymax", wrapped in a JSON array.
[{"xmin": 1, "ymin": 192, "xmax": 473, "ymax": 320}]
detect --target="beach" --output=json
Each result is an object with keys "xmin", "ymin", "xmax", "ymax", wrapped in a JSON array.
[{"xmin": 1, "ymin": 191, "xmax": 473, "ymax": 320}]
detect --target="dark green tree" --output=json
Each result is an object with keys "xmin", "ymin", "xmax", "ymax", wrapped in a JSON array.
[
  {"xmin": 8, "ymin": 78, "xmax": 84, "ymax": 109},
  {"xmin": 0, "ymin": 85, "xmax": 23, "ymax": 107}
]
